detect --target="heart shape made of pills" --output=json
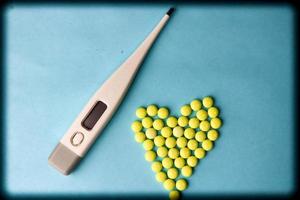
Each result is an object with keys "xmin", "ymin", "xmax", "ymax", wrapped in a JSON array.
[{"xmin": 131, "ymin": 97, "xmax": 222, "ymax": 200}]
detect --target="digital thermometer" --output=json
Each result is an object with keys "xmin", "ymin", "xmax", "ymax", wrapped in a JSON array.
[{"xmin": 48, "ymin": 8, "xmax": 175, "ymax": 175}]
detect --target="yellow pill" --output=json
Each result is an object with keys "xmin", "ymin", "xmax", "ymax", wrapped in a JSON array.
[
  {"xmin": 167, "ymin": 168, "xmax": 179, "ymax": 179},
  {"xmin": 157, "ymin": 146, "xmax": 168, "ymax": 158},
  {"xmin": 196, "ymin": 110, "xmax": 208, "ymax": 121},
  {"xmin": 173, "ymin": 126, "xmax": 184, "ymax": 138},
  {"xmin": 195, "ymin": 131, "xmax": 206, "ymax": 142},
  {"xmin": 134, "ymin": 132, "xmax": 146, "ymax": 143},
  {"xmin": 176, "ymin": 137, "xmax": 187, "ymax": 148},
  {"xmin": 162, "ymin": 157, "xmax": 174, "ymax": 169},
  {"xmin": 142, "ymin": 117, "xmax": 153, "ymax": 128},
  {"xmin": 145, "ymin": 151, "xmax": 156, "ymax": 162},
  {"xmin": 207, "ymin": 129, "xmax": 219, "ymax": 141},
  {"xmin": 157, "ymin": 107, "xmax": 169, "ymax": 119},
  {"xmin": 178, "ymin": 116, "xmax": 189, "ymax": 127},
  {"xmin": 154, "ymin": 136, "xmax": 165, "ymax": 147},
  {"xmin": 210, "ymin": 118, "xmax": 222, "ymax": 129},
  {"xmin": 194, "ymin": 148, "xmax": 206, "ymax": 159},
  {"xmin": 188, "ymin": 117, "xmax": 200, "ymax": 129},
  {"xmin": 180, "ymin": 105, "xmax": 192, "ymax": 116},
  {"xmin": 131, "ymin": 121, "xmax": 142, "ymax": 132},
  {"xmin": 161, "ymin": 127, "xmax": 172, "ymax": 138},
  {"xmin": 147, "ymin": 104, "xmax": 158, "ymax": 116},
  {"xmin": 184, "ymin": 128, "xmax": 195, "ymax": 139},
  {"xmin": 151, "ymin": 161, "xmax": 163, "ymax": 172},
  {"xmin": 208, "ymin": 107, "xmax": 219, "ymax": 118},
  {"xmin": 174, "ymin": 157, "xmax": 186, "ymax": 168},
  {"xmin": 176, "ymin": 179, "xmax": 188, "ymax": 191},
  {"xmin": 153, "ymin": 119, "xmax": 164, "ymax": 130},
  {"xmin": 203, "ymin": 96, "xmax": 214, "ymax": 108},
  {"xmin": 200, "ymin": 120, "xmax": 210, "ymax": 131},
  {"xmin": 190, "ymin": 99, "xmax": 202, "ymax": 111},
  {"xmin": 181, "ymin": 166, "xmax": 193, "ymax": 177},
  {"xmin": 168, "ymin": 148, "xmax": 179, "ymax": 159},
  {"xmin": 187, "ymin": 139, "xmax": 198, "ymax": 150},
  {"xmin": 165, "ymin": 137, "xmax": 176, "ymax": 148},
  {"xmin": 180, "ymin": 147, "xmax": 191, "ymax": 159},
  {"xmin": 164, "ymin": 179, "xmax": 175, "ymax": 191},
  {"xmin": 136, "ymin": 107, "xmax": 147, "ymax": 119},
  {"xmin": 202, "ymin": 139, "xmax": 214, "ymax": 151},
  {"xmin": 187, "ymin": 156, "xmax": 198, "ymax": 167},
  {"xmin": 143, "ymin": 139, "xmax": 154, "ymax": 150},
  {"xmin": 145, "ymin": 128, "xmax": 157, "ymax": 139},
  {"xmin": 169, "ymin": 190, "xmax": 180, "ymax": 200},
  {"xmin": 156, "ymin": 171, "xmax": 167, "ymax": 182},
  {"xmin": 167, "ymin": 116, "xmax": 178, "ymax": 128}
]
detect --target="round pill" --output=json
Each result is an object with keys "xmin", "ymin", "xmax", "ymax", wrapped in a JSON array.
[
  {"xmin": 187, "ymin": 156, "xmax": 198, "ymax": 167},
  {"xmin": 195, "ymin": 131, "xmax": 206, "ymax": 142},
  {"xmin": 180, "ymin": 147, "xmax": 191, "ymax": 159},
  {"xmin": 173, "ymin": 126, "xmax": 184, "ymax": 138},
  {"xmin": 181, "ymin": 166, "xmax": 193, "ymax": 177},
  {"xmin": 161, "ymin": 127, "xmax": 172, "ymax": 138},
  {"xmin": 180, "ymin": 105, "xmax": 192, "ymax": 116},
  {"xmin": 169, "ymin": 190, "xmax": 180, "ymax": 200},
  {"xmin": 142, "ymin": 117, "xmax": 153, "ymax": 128},
  {"xmin": 187, "ymin": 139, "xmax": 198, "ymax": 150},
  {"xmin": 151, "ymin": 161, "xmax": 162, "ymax": 172},
  {"xmin": 165, "ymin": 137, "xmax": 176, "ymax": 148},
  {"xmin": 188, "ymin": 118, "xmax": 200, "ymax": 129},
  {"xmin": 156, "ymin": 171, "xmax": 167, "ymax": 182},
  {"xmin": 136, "ymin": 107, "xmax": 147, "ymax": 119},
  {"xmin": 157, "ymin": 146, "xmax": 168, "ymax": 158},
  {"xmin": 157, "ymin": 107, "xmax": 169, "ymax": 119},
  {"xmin": 190, "ymin": 99, "xmax": 202, "ymax": 111},
  {"xmin": 174, "ymin": 157, "xmax": 186, "ymax": 168},
  {"xmin": 167, "ymin": 168, "xmax": 179, "ymax": 179},
  {"xmin": 203, "ymin": 96, "xmax": 214, "ymax": 108},
  {"xmin": 131, "ymin": 121, "xmax": 142, "ymax": 132},
  {"xmin": 143, "ymin": 139, "xmax": 154, "ymax": 150},
  {"xmin": 202, "ymin": 139, "xmax": 214, "ymax": 151},
  {"xmin": 208, "ymin": 107, "xmax": 219, "ymax": 118},
  {"xmin": 207, "ymin": 129, "xmax": 219, "ymax": 141},
  {"xmin": 184, "ymin": 128, "xmax": 195, "ymax": 139},
  {"xmin": 168, "ymin": 148, "xmax": 179, "ymax": 159},
  {"xmin": 153, "ymin": 119, "xmax": 164, "ymax": 130},
  {"xmin": 194, "ymin": 148, "xmax": 206, "ymax": 159},
  {"xmin": 162, "ymin": 157, "xmax": 174, "ymax": 169},
  {"xmin": 145, "ymin": 128, "xmax": 157, "ymax": 139},
  {"xmin": 211, "ymin": 118, "xmax": 222, "ymax": 129},
  {"xmin": 134, "ymin": 132, "xmax": 146, "ymax": 143},
  {"xmin": 147, "ymin": 104, "xmax": 158, "ymax": 116},
  {"xmin": 178, "ymin": 116, "xmax": 189, "ymax": 127},
  {"xmin": 176, "ymin": 179, "xmax": 188, "ymax": 191},
  {"xmin": 145, "ymin": 151, "xmax": 156, "ymax": 162},
  {"xmin": 196, "ymin": 110, "xmax": 208, "ymax": 121},
  {"xmin": 176, "ymin": 137, "xmax": 187, "ymax": 148},
  {"xmin": 200, "ymin": 120, "xmax": 210, "ymax": 131},
  {"xmin": 167, "ymin": 116, "xmax": 178, "ymax": 128},
  {"xmin": 154, "ymin": 136, "xmax": 165, "ymax": 147},
  {"xmin": 164, "ymin": 179, "xmax": 175, "ymax": 191}
]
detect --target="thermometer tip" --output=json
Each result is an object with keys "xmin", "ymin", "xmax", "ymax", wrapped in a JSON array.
[{"xmin": 166, "ymin": 7, "xmax": 175, "ymax": 17}]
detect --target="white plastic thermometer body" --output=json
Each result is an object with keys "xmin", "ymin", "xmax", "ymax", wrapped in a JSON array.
[{"xmin": 48, "ymin": 8, "xmax": 174, "ymax": 175}]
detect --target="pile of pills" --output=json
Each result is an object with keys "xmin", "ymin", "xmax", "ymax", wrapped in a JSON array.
[{"xmin": 131, "ymin": 97, "xmax": 222, "ymax": 200}]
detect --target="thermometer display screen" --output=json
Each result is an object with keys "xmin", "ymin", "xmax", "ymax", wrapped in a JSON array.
[{"xmin": 82, "ymin": 101, "xmax": 107, "ymax": 130}]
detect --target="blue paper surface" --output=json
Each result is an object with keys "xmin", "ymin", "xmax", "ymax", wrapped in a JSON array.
[{"xmin": 5, "ymin": 4, "xmax": 295, "ymax": 196}]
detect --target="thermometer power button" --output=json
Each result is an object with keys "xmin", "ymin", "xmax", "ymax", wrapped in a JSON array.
[{"xmin": 70, "ymin": 132, "xmax": 84, "ymax": 146}]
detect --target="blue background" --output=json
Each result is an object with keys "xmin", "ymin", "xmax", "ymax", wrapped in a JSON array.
[{"xmin": 4, "ymin": 4, "xmax": 295, "ymax": 197}]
